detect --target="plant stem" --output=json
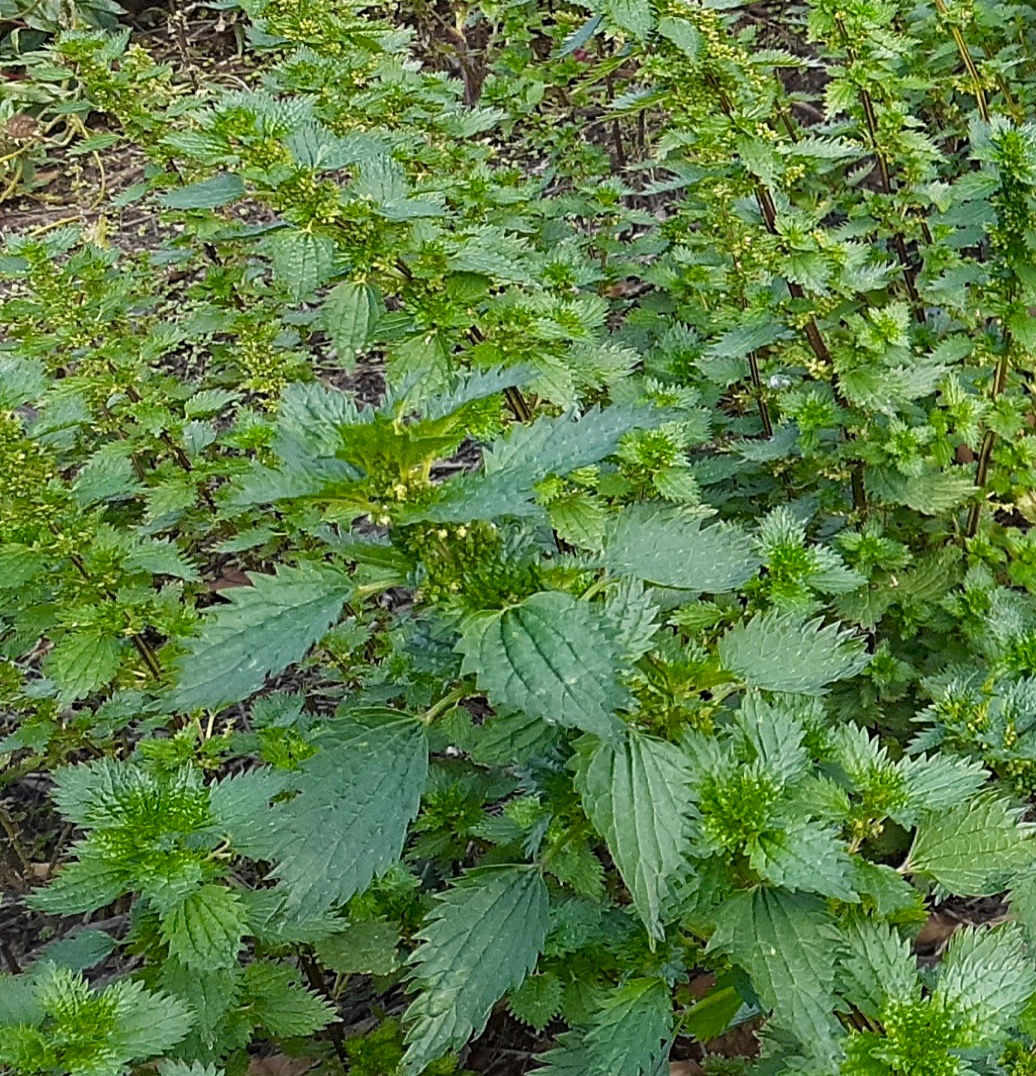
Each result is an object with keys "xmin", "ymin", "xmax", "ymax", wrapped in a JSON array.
[
  {"xmin": 965, "ymin": 346, "xmax": 1012, "ymax": 537},
  {"xmin": 0, "ymin": 803, "xmax": 32, "ymax": 875},
  {"xmin": 933, "ymin": 0, "xmax": 991, "ymax": 122}
]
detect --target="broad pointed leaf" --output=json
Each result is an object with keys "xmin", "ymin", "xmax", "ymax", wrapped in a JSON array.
[
  {"xmin": 168, "ymin": 563, "xmax": 352, "ymax": 712},
  {"xmin": 266, "ymin": 709, "xmax": 428, "ymax": 916},
  {"xmin": 458, "ymin": 591, "xmax": 631, "ymax": 739},
  {"xmin": 573, "ymin": 731, "xmax": 693, "ymax": 939},
  {"xmin": 403, "ymin": 866, "xmax": 548, "ymax": 1074}
]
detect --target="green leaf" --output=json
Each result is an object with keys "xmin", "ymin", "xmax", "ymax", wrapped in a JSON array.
[
  {"xmin": 266, "ymin": 229, "xmax": 337, "ymax": 301},
  {"xmin": 402, "ymin": 866, "xmax": 549, "ymax": 1075},
  {"xmin": 168, "ymin": 563, "xmax": 352, "ymax": 711},
  {"xmin": 508, "ymin": 973, "xmax": 563, "ymax": 1031},
  {"xmin": 457, "ymin": 591, "xmax": 631, "ymax": 739},
  {"xmin": 315, "ymin": 921, "xmax": 401, "ymax": 975},
  {"xmin": 243, "ymin": 963, "xmax": 336, "ymax": 1037},
  {"xmin": 749, "ymin": 822, "xmax": 857, "ymax": 902},
  {"xmin": 907, "ymin": 795, "xmax": 1036, "ymax": 896},
  {"xmin": 604, "ymin": 0, "xmax": 654, "ymax": 37},
  {"xmin": 868, "ymin": 468, "xmax": 976, "ymax": 515},
  {"xmin": 603, "ymin": 508, "xmax": 761, "ymax": 592},
  {"xmin": 893, "ymin": 752, "xmax": 988, "ymax": 827},
  {"xmin": 44, "ymin": 631, "xmax": 123, "ymax": 705},
  {"xmin": 104, "ymin": 977, "xmax": 196, "ymax": 1062},
  {"xmin": 936, "ymin": 924, "xmax": 1036, "ymax": 1043},
  {"xmin": 73, "ymin": 444, "xmax": 141, "ymax": 506},
  {"xmin": 656, "ymin": 15, "xmax": 700, "ymax": 57},
  {"xmin": 584, "ymin": 978, "xmax": 672, "ymax": 1076},
  {"xmin": 708, "ymin": 888, "xmax": 841, "ymax": 1052},
  {"xmin": 549, "ymin": 491, "xmax": 607, "ymax": 550},
  {"xmin": 323, "ymin": 281, "xmax": 383, "ymax": 363},
  {"xmin": 837, "ymin": 918, "xmax": 916, "ymax": 1019},
  {"xmin": 266, "ymin": 709, "xmax": 428, "ymax": 916},
  {"xmin": 718, "ymin": 613, "xmax": 869, "ymax": 695},
  {"xmin": 573, "ymin": 731, "xmax": 693, "ymax": 940},
  {"xmin": 123, "ymin": 539, "xmax": 200, "ymax": 582},
  {"xmin": 160, "ymin": 885, "xmax": 247, "ymax": 971},
  {"xmin": 160, "ymin": 173, "xmax": 246, "ymax": 209},
  {"xmin": 38, "ymin": 929, "xmax": 116, "ymax": 972},
  {"xmin": 0, "ymin": 543, "xmax": 47, "ymax": 589},
  {"xmin": 0, "ymin": 357, "xmax": 46, "ymax": 408}
]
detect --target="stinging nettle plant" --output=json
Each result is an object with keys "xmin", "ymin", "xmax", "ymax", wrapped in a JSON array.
[{"xmin": 8, "ymin": 0, "xmax": 1036, "ymax": 1073}]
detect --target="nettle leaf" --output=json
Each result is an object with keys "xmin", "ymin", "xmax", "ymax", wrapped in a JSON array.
[
  {"xmin": 265, "ymin": 229, "xmax": 337, "ymax": 301},
  {"xmin": 604, "ymin": 0, "xmax": 654, "ymax": 37},
  {"xmin": 718, "ymin": 613, "xmax": 869, "ymax": 695},
  {"xmin": 243, "ymin": 963, "xmax": 336, "ymax": 1037},
  {"xmin": 907, "ymin": 795, "xmax": 1036, "ymax": 896},
  {"xmin": 111, "ymin": 986, "xmax": 197, "ymax": 1064},
  {"xmin": 160, "ymin": 173, "xmax": 246, "ymax": 209},
  {"xmin": 508, "ymin": 973, "xmax": 563, "ymax": 1031},
  {"xmin": 160, "ymin": 885, "xmax": 247, "ymax": 971},
  {"xmin": 709, "ymin": 888, "xmax": 841, "ymax": 1052},
  {"xmin": 893, "ymin": 752, "xmax": 988, "ymax": 827},
  {"xmin": 44, "ymin": 631, "xmax": 123, "ymax": 705},
  {"xmin": 168, "ymin": 563, "xmax": 353, "ymax": 712},
  {"xmin": 584, "ymin": 978, "xmax": 672, "ymax": 1076},
  {"xmin": 0, "ymin": 357, "xmax": 46, "ymax": 408},
  {"xmin": 574, "ymin": 732, "xmax": 693, "ymax": 940},
  {"xmin": 935, "ymin": 924, "xmax": 1036, "ymax": 1042},
  {"xmin": 403, "ymin": 866, "xmax": 548, "ymax": 1075},
  {"xmin": 457, "ymin": 591, "xmax": 631, "ymax": 740},
  {"xmin": 603, "ymin": 508, "xmax": 761, "ymax": 592},
  {"xmin": 315, "ymin": 921, "xmax": 401, "ymax": 976},
  {"xmin": 323, "ymin": 280, "xmax": 383, "ymax": 363},
  {"xmin": 73, "ymin": 444, "xmax": 141, "ymax": 506},
  {"xmin": 837, "ymin": 918, "xmax": 917, "ymax": 1020},
  {"xmin": 748, "ymin": 822, "xmax": 857, "ymax": 902},
  {"xmin": 266, "ymin": 709, "xmax": 428, "ymax": 916}
]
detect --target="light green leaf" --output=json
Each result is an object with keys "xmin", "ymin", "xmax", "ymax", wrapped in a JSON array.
[
  {"xmin": 0, "ymin": 543, "xmax": 47, "ymax": 589},
  {"xmin": 907, "ymin": 795, "xmax": 1036, "ymax": 896},
  {"xmin": 508, "ymin": 973, "xmax": 563, "ymax": 1031},
  {"xmin": 160, "ymin": 885, "xmax": 247, "ymax": 971},
  {"xmin": 584, "ymin": 978, "xmax": 672, "ymax": 1076},
  {"xmin": 403, "ymin": 866, "xmax": 548, "ymax": 1074},
  {"xmin": 0, "ymin": 357, "xmax": 46, "ymax": 408},
  {"xmin": 605, "ymin": 0, "xmax": 654, "ymax": 37},
  {"xmin": 749, "ymin": 822, "xmax": 857, "ymax": 902},
  {"xmin": 837, "ymin": 918, "xmax": 916, "ymax": 1019},
  {"xmin": 458, "ymin": 591, "xmax": 631, "ymax": 739},
  {"xmin": 168, "ymin": 563, "xmax": 352, "ymax": 711},
  {"xmin": 892, "ymin": 752, "xmax": 988, "ymax": 827},
  {"xmin": 160, "ymin": 173, "xmax": 246, "ymax": 209},
  {"xmin": 104, "ymin": 978, "xmax": 196, "ymax": 1061},
  {"xmin": 604, "ymin": 508, "xmax": 761, "ymax": 592},
  {"xmin": 266, "ymin": 229, "xmax": 337, "ymax": 301},
  {"xmin": 44, "ymin": 631, "xmax": 123, "ymax": 705},
  {"xmin": 718, "ymin": 613, "xmax": 869, "ymax": 695},
  {"xmin": 73, "ymin": 444, "xmax": 141, "ymax": 506},
  {"xmin": 315, "ymin": 921, "xmax": 400, "ymax": 976},
  {"xmin": 936, "ymin": 924, "xmax": 1036, "ymax": 1042},
  {"xmin": 243, "ymin": 963, "xmax": 336, "ymax": 1037},
  {"xmin": 549, "ymin": 491, "xmax": 607, "ymax": 550},
  {"xmin": 323, "ymin": 280, "xmax": 383, "ymax": 363},
  {"xmin": 709, "ymin": 888, "xmax": 841, "ymax": 1051},
  {"xmin": 656, "ymin": 15, "xmax": 700, "ymax": 57},
  {"xmin": 266, "ymin": 709, "xmax": 428, "ymax": 916},
  {"xmin": 574, "ymin": 731, "xmax": 693, "ymax": 939}
]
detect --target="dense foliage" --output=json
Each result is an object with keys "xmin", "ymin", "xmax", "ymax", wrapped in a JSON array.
[{"xmin": 8, "ymin": 0, "xmax": 1036, "ymax": 1072}]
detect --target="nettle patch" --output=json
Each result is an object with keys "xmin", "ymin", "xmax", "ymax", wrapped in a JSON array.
[{"xmin": 6, "ymin": 0, "xmax": 1036, "ymax": 1073}]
